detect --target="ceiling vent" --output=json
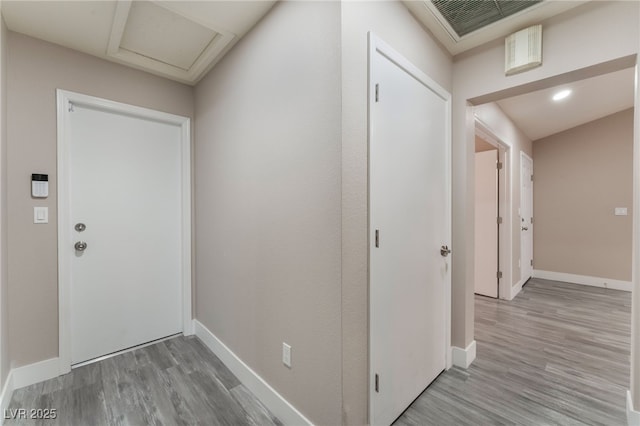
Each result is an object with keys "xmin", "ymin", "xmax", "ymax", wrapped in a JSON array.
[{"xmin": 505, "ymin": 25, "xmax": 542, "ymax": 76}]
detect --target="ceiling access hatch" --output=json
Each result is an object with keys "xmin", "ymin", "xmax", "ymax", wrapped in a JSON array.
[
  {"xmin": 107, "ymin": 0, "xmax": 236, "ymax": 84},
  {"xmin": 431, "ymin": 0, "xmax": 543, "ymax": 38}
]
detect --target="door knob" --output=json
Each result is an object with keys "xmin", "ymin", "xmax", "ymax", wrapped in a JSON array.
[
  {"xmin": 522, "ymin": 227, "xmax": 529, "ymax": 231},
  {"xmin": 74, "ymin": 241, "xmax": 87, "ymax": 252},
  {"xmin": 440, "ymin": 245, "xmax": 451, "ymax": 257}
]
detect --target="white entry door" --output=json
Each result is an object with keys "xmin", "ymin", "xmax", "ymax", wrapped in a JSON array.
[
  {"xmin": 520, "ymin": 152, "xmax": 534, "ymax": 282},
  {"xmin": 475, "ymin": 150, "xmax": 498, "ymax": 298},
  {"xmin": 66, "ymin": 99, "xmax": 185, "ymax": 365},
  {"xmin": 369, "ymin": 35, "xmax": 451, "ymax": 426}
]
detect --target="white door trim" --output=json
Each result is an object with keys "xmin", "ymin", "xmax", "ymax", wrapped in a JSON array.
[
  {"xmin": 56, "ymin": 89, "xmax": 192, "ymax": 374},
  {"xmin": 520, "ymin": 151, "xmax": 534, "ymax": 284},
  {"xmin": 474, "ymin": 117, "xmax": 514, "ymax": 300},
  {"xmin": 368, "ymin": 32, "xmax": 452, "ymax": 424}
]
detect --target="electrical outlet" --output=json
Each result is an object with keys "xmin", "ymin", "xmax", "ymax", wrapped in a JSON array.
[{"xmin": 282, "ymin": 342, "xmax": 291, "ymax": 368}]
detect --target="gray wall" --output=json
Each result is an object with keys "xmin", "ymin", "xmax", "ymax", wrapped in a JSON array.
[
  {"xmin": 6, "ymin": 32, "xmax": 194, "ymax": 367},
  {"xmin": 533, "ymin": 109, "xmax": 633, "ymax": 281},
  {"xmin": 193, "ymin": 2, "xmax": 342, "ymax": 424},
  {"xmin": 1, "ymin": 14, "xmax": 8, "ymax": 387}
]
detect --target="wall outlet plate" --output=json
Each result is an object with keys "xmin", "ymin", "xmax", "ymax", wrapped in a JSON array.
[{"xmin": 282, "ymin": 342, "xmax": 291, "ymax": 368}]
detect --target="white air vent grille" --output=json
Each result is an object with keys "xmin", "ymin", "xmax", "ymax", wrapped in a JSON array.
[{"xmin": 505, "ymin": 25, "xmax": 542, "ymax": 76}]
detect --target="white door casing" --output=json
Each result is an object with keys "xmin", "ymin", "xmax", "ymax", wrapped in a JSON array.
[
  {"xmin": 520, "ymin": 152, "xmax": 534, "ymax": 282},
  {"xmin": 475, "ymin": 150, "xmax": 499, "ymax": 298},
  {"xmin": 475, "ymin": 119, "xmax": 514, "ymax": 300},
  {"xmin": 369, "ymin": 33, "xmax": 451, "ymax": 426},
  {"xmin": 57, "ymin": 90, "xmax": 192, "ymax": 371}
]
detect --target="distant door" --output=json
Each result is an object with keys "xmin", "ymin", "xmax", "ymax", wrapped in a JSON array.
[
  {"xmin": 369, "ymin": 35, "xmax": 451, "ymax": 426},
  {"xmin": 520, "ymin": 152, "xmax": 534, "ymax": 282},
  {"xmin": 475, "ymin": 150, "xmax": 498, "ymax": 298},
  {"xmin": 67, "ymin": 101, "xmax": 184, "ymax": 364}
]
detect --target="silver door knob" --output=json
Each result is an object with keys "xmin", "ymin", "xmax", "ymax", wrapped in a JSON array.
[
  {"xmin": 74, "ymin": 241, "xmax": 87, "ymax": 251},
  {"xmin": 440, "ymin": 245, "xmax": 451, "ymax": 257},
  {"xmin": 522, "ymin": 227, "xmax": 529, "ymax": 231}
]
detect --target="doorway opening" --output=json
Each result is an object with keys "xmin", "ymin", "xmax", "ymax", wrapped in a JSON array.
[
  {"xmin": 468, "ymin": 63, "xmax": 635, "ymax": 422},
  {"xmin": 474, "ymin": 121, "xmax": 509, "ymax": 299}
]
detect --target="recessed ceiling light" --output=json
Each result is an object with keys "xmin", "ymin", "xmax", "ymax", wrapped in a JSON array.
[{"xmin": 552, "ymin": 89, "xmax": 572, "ymax": 101}]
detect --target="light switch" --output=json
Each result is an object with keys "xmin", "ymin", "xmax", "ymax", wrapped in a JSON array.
[
  {"xmin": 34, "ymin": 207, "xmax": 48, "ymax": 224},
  {"xmin": 615, "ymin": 207, "xmax": 628, "ymax": 216}
]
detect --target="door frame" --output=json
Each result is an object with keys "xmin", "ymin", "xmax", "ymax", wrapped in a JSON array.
[
  {"xmin": 56, "ymin": 89, "xmax": 192, "ymax": 374},
  {"xmin": 520, "ymin": 151, "xmax": 534, "ymax": 284},
  {"xmin": 474, "ymin": 118, "xmax": 514, "ymax": 300},
  {"xmin": 368, "ymin": 32, "xmax": 452, "ymax": 423}
]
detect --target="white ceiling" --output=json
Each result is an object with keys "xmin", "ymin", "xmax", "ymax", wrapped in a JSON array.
[
  {"xmin": 403, "ymin": 0, "xmax": 588, "ymax": 56},
  {"xmin": 1, "ymin": 1, "xmax": 276, "ymax": 85},
  {"xmin": 495, "ymin": 67, "xmax": 635, "ymax": 141}
]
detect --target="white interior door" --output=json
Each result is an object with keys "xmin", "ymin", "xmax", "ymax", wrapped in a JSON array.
[
  {"xmin": 68, "ymin": 103, "xmax": 183, "ymax": 365},
  {"xmin": 475, "ymin": 150, "xmax": 498, "ymax": 298},
  {"xmin": 370, "ymin": 36, "xmax": 450, "ymax": 426},
  {"xmin": 520, "ymin": 152, "xmax": 534, "ymax": 282}
]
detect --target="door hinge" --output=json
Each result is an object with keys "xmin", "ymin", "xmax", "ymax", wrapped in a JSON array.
[
  {"xmin": 497, "ymin": 162, "xmax": 503, "ymax": 170},
  {"xmin": 530, "ymin": 217, "xmax": 534, "ymax": 224},
  {"xmin": 497, "ymin": 217, "xmax": 503, "ymax": 225},
  {"xmin": 497, "ymin": 271, "xmax": 503, "ymax": 279},
  {"xmin": 375, "ymin": 373, "xmax": 379, "ymax": 393},
  {"xmin": 68, "ymin": 102, "xmax": 75, "ymax": 113},
  {"xmin": 375, "ymin": 230, "xmax": 379, "ymax": 248},
  {"xmin": 375, "ymin": 84, "xmax": 379, "ymax": 102},
  {"xmin": 530, "ymin": 259, "xmax": 534, "ymax": 267},
  {"xmin": 531, "ymin": 174, "xmax": 534, "ymax": 182}
]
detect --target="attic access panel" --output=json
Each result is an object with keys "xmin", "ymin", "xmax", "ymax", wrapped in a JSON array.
[{"xmin": 431, "ymin": 0, "xmax": 542, "ymax": 37}]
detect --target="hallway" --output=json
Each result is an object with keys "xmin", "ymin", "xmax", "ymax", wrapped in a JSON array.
[{"xmin": 395, "ymin": 279, "xmax": 630, "ymax": 425}]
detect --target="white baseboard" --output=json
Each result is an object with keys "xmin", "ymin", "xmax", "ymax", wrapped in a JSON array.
[
  {"xmin": 12, "ymin": 358, "xmax": 59, "ymax": 390},
  {"xmin": 508, "ymin": 279, "xmax": 525, "ymax": 300},
  {"xmin": 627, "ymin": 390, "xmax": 640, "ymax": 425},
  {"xmin": 193, "ymin": 320, "xmax": 312, "ymax": 426},
  {"xmin": 451, "ymin": 340, "xmax": 476, "ymax": 369},
  {"xmin": 0, "ymin": 371, "xmax": 14, "ymax": 424},
  {"xmin": 533, "ymin": 270, "xmax": 632, "ymax": 292}
]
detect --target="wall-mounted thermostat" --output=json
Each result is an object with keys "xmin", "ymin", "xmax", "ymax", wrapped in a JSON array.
[{"xmin": 31, "ymin": 174, "xmax": 48, "ymax": 198}]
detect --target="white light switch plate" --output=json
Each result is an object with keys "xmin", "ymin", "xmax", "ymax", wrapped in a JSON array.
[
  {"xmin": 615, "ymin": 207, "xmax": 628, "ymax": 216},
  {"xmin": 34, "ymin": 207, "xmax": 48, "ymax": 224}
]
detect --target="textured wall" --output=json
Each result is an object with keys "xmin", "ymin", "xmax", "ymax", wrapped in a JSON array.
[
  {"xmin": 533, "ymin": 109, "xmax": 633, "ymax": 281},
  {"xmin": 6, "ymin": 32, "xmax": 194, "ymax": 367},
  {"xmin": 0, "ymin": 13, "xmax": 9, "ymax": 387},
  {"xmin": 194, "ymin": 2, "xmax": 342, "ymax": 424}
]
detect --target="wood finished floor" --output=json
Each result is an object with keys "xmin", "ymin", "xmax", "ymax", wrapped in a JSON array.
[
  {"xmin": 395, "ymin": 278, "xmax": 631, "ymax": 426},
  {"xmin": 5, "ymin": 336, "xmax": 281, "ymax": 426},
  {"xmin": 6, "ymin": 279, "xmax": 631, "ymax": 425}
]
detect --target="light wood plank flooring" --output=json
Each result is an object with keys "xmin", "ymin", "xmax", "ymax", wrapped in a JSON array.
[
  {"xmin": 5, "ymin": 336, "xmax": 281, "ymax": 426},
  {"xmin": 395, "ymin": 278, "xmax": 631, "ymax": 425},
  {"xmin": 6, "ymin": 279, "xmax": 631, "ymax": 425}
]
